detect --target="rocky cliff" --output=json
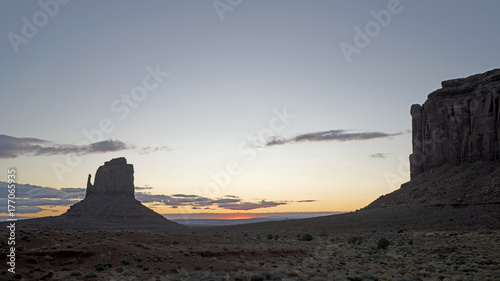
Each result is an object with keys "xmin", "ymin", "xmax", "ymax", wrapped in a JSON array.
[
  {"xmin": 58, "ymin": 157, "xmax": 181, "ymax": 230},
  {"xmin": 410, "ymin": 69, "xmax": 500, "ymax": 178},
  {"xmin": 86, "ymin": 157, "xmax": 134, "ymax": 197},
  {"xmin": 367, "ymin": 69, "xmax": 500, "ymax": 209}
]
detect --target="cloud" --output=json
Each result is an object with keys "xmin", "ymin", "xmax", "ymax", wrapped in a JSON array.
[
  {"xmin": 0, "ymin": 134, "xmax": 169, "ymax": 158},
  {"xmin": 171, "ymin": 194, "xmax": 200, "ymax": 198},
  {"xmin": 0, "ymin": 182, "xmax": 84, "ymax": 214},
  {"xmin": 1, "ymin": 183, "xmax": 85, "ymax": 200},
  {"xmin": 266, "ymin": 130, "xmax": 404, "ymax": 147},
  {"xmin": 296, "ymin": 200, "xmax": 317, "ymax": 203},
  {"xmin": 211, "ymin": 198, "xmax": 241, "ymax": 204},
  {"xmin": 8, "ymin": 206, "xmax": 45, "ymax": 214},
  {"xmin": 369, "ymin": 153, "xmax": 388, "ymax": 159},
  {"xmin": 0, "ymin": 183, "xmax": 294, "ymax": 217},
  {"xmin": 0, "ymin": 135, "xmax": 49, "ymax": 158},
  {"xmin": 135, "ymin": 186, "xmax": 153, "ymax": 190},
  {"xmin": 137, "ymin": 146, "xmax": 170, "ymax": 155},
  {"xmin": 218, "ymin": 200, "xmax": 286, "ymax": 211}
]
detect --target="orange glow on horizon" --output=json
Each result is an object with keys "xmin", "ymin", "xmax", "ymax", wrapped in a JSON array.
[{"xmin": 217, "ymin": 214, "xmax": 260, "ymax": 220}]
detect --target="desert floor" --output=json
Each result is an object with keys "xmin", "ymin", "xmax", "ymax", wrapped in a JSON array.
[{"xmin": 1, "ymin": 226, "xmax": 499, "ymax": 281}]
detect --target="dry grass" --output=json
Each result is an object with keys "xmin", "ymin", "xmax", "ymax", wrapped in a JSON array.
[{"xmin": 1, "ymin": 226, "xmax": 499, "ymax": 280}]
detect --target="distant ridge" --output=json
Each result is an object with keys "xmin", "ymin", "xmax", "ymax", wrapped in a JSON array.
[{"xmin": 172, "ymin": 214, "xmax": 342, "ymax": 227}]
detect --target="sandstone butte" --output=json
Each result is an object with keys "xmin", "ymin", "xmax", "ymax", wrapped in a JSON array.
[
  {"xmin": 16, "ymin": 157, "xmax": 182, "ymax": 231},
  {"xmin": 368, "ymin": 68, "xmax": 500, "ymax": 209}
]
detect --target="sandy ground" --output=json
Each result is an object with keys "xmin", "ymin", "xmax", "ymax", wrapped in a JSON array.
[{"xmin": 1, "ymin": 225, "xmax": 499, "ymax": 281}]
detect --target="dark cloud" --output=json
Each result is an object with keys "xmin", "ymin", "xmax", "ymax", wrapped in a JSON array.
[
  {"xmin": 218, "ymin": 200, "xmax": 286, "ymax": 211},
  {"xmin": 0, "ymin": 134, "xmax": 169, "ymax": 158},
  {"xmin": 171, "ymin": 194, "xmax": 200, "ymax": 198},
  {"xmin": 135, "ymin": 186, "xmax": 153, "ymax": 190},
  {"xmin": 0, "ymin": 134, "xmax": 49, "ymax": 158},
  {"xmin": 1, "ymin": 183, "xmax": 85, "ymax": 200},
  {"xmin": 14, "ymin": 198, "xmax": 80, "ymax": 207},
  {"xmin": 135, "ymin": 193, "xmax": 172, "ymax": 203},
  {"xmin": 296, "ymin": 200, "xmax": 317, "ymax": 203},
  {"xmin": 8, "ymin": 206, "xmax": 45, "ymax": 214},
  {"xmin": 369, "ymin": 153, "xmax": 388, "ymax": 159},
  {"xmin": 0, "ymin": 183, "xmax": 293, "ymax": 216},
  {"xmin": 0, "ymin": 182, "xmax": 83, "ymax": 214},
  {"xmin": 266, "ymin": 130, "xmax": 404, "ymax": 147},
  {"xmin": 211, "ymin": 198, "xmax": 241, "ymax": 204}
]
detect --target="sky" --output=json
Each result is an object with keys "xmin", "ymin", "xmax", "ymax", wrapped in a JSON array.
[{"xmin": 1, "ymin": 0, "xmax": 499, "ymax": 220}]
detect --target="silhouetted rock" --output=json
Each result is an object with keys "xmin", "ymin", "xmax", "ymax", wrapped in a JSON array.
[
  {"xmin": 86, "ymin": 157, "xmax": 134, "ymax": 197},
  {"xmin": 16, "ymin": 157, "xmax": 182, "ymax": 231},
  {"xmin": 367, "ymin": 69, "xmax": 500, "ymax": 209},
  {"xmin": 410, "ymin": 69, "xmax": 500, "ymax": 178}
]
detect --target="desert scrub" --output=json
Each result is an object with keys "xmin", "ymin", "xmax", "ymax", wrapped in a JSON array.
[
  {"xmin": 377, "ymin": 238, "xmax": 390, "ymax": 249},
  {"xmin": 319, "ymin": 231, "xmax": 329, "ymax": 237},
  {"xmin": 62, "ymin": 258, "xmax": 76, "ymax": 265},
  {"xmin": 347, "ymin": 236, "xmax": 363, "ymax": 245},
  {"xmin": 84, "ymin": 271, "xmax": 97, "ymax": 278},
  {"xmin": 43, "ymin": 255, "xmax": 54, "ymax": 263},
  {"xmin": 300, "ymin": 234, "xmax": 314, "ymax": 241},
  {"xmin": 26, "ymin": 256, "xmax": 37, "ymax": 264}
]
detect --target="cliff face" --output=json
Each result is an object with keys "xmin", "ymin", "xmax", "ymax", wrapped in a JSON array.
[
  {"xmin": 410, "ymin": 69, "xmax": 500, "ymax": 178},
  {"xmin": 60, "ymin": 157, "xmax": 182, "ymax": 230},
  {"xmin": 86, "ymin": 157, "xmax": 134, "ymax": 197},
  {"xmin": 366, "ymin": 69, "xmax": 500, "ymax": 210}
]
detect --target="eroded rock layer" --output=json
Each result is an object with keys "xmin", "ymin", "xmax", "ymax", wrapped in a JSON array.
[
  {"xmin": 86, "ymin": 157, "xmax": 134, "ymax": 197},
  {"xmin": 410, "ymin": 69, "xmax": 500, "ymax": 178}
]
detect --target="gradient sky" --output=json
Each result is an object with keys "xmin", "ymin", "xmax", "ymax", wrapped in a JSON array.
[{"xmin": 1, "ymin": 0, "xmax": 499, "ymax": 218}]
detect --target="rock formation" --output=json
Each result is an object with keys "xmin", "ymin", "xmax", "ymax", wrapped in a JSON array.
[
  {"xmin": 58, "ymin": 157, "xmax": 181, "ymax": 230},
  {"xmin": 367, "ymin": 69, "xmax": 500, "ymax": 209},
  {"xmin": 410, "ymin": 69, "xmax": 500, "ymax": 178},
  {"xmin": 86, "ymin": 157, "xmax": 134, "ymax": 197}
]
